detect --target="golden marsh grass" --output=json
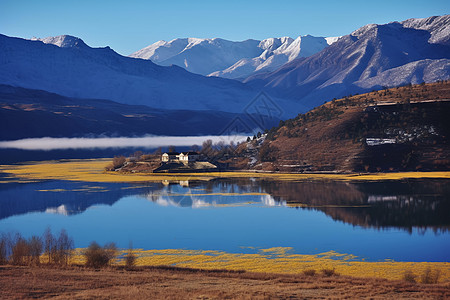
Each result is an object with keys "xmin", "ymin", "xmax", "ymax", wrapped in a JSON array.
[
  {"xmin": 66, "ymin": 247, "xmax": 450, "ymax": 282},
  {"xmin": 1, "ymin": 158, "xmax": 450, "ymax": 183}
]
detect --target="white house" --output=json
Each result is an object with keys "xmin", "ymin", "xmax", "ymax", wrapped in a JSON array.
[
  {"xmin": 162, "ymin": 151, "xmax": 200, "ymax": 163},
  {"xmin": 178, "ymin": 152, "xmax": 201, "ymax": 162},
  {"xmin": 161, "ymin": 152, "xmax": 180, "ymax": 162}
]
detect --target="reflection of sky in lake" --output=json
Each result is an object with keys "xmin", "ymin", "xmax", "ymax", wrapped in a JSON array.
[{"xmin": 0, "ymin": 178, "xmax": 449, "ymax": 262}]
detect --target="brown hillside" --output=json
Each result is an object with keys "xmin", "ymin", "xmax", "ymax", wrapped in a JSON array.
[{"xmin": 253, "ymin": 81, "xmax": 450, "ymax": 172}]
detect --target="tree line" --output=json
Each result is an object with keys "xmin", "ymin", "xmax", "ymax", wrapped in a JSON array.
[{"xmin": 0, "ymin": 228, "xmax": 136, "ymax": 269}]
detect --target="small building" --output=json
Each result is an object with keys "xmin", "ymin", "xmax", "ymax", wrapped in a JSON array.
[
  {"xmin": 161, "ymin": 152, "xmax": 180, "ymax": 162},
  {"xmin": 179, "ymin": 152, "xmax": 200, "ymax": 162}
]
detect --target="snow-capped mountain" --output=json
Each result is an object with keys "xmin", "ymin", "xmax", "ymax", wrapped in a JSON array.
[
  {"xmin": 210, "ymin": 35, "xmax": 339, "ymax": 79},
  {"xmin": 0, "ymin": 34, "xmax": 301, "ymax": 115},
  {"xmin": 244, "ymin": 15, "xmax": 450, "ymax": 109},
  {"xmin": 129, "ymin": 38, "xmax": 263, "ymax": 76},
  {"xmin": 130, "ymin": 35, "xmax": 338, "ymax": 79},
  {"xmin": 31, "ymin": 35, "xmax": 88, "ymax": 48}
]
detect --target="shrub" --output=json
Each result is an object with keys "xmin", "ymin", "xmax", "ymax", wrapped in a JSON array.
[
  {"xmin": 85, "ymin": 241, "xmax": 118, "ymax": 268},
  {"xmin": 302, "ymin": 269, "xmax": 316, "ymax": 276},
  {"xmin": 421, "ymin": 267, "xmax": 441, "ymax": 284},
  {"xmin": 403, "ymin": 270, "xmax": 416, "ymax": 283},
  {"xmin": 105, "ymin": 156, "xmax": 126, "ymax": 171},
  {"xmin": 124, "ymin": 243, "xmax": 137, "ymax": 269},
  {"xmin": 0, "ymin": 234, "xmax": 7, "ymax": 265},
  {"xmin": 321, "ymin": 268, "xmax": 339, "ymax": 277}
]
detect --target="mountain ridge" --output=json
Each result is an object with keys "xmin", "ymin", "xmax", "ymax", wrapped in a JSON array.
[
  {"xmin": 0, "ymin": 33, "xmax": 302, "ymax": 116},
  {"xmin": 244, "ymin": 15, "xmax": 450, "ymax": 109},
  {"xmin": 130, "ymin": 35, "xmax": 338, "ymax": 79}
]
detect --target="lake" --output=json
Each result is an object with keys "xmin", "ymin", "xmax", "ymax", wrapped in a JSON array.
[{"xmin": 0, "ymin": 175, "xmax": 448, "ymax": 262}]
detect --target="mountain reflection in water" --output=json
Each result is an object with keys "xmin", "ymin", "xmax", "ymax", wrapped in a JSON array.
[{"xmin": 0, "ymin": 177, "xmax": 448, "ymax": 233}]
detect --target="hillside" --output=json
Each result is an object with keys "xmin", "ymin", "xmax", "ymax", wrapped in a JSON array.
[
  {"xmin": 0, "ymin": 85, "xmax": 279, "ymax": 140},
  {"xmin": 246, "ymin": 81, "xmax": 450, "ymax": 172}
]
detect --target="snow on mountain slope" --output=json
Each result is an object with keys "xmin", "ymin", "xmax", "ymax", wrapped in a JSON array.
[
  {"xmin": 244, "ymin": 15, "xmax": 450, "ymax": 109},
  {"xmin": 130, "ymin": 38, "xmax": 262, "ymax": 76},
  {"xmin": 31, "ymin": 35, "xmax": 88, "ymax": 48},
  {"xmin": 0, "ymin": 34, "xmax": 302, "ymax": 116},
  {"xmin": 210, "ymin": 35, "xmax": 338, "ymax": 80},
  {"xmin": 401, "ymin": 15, "xmax": 450, "ymax": 45},
  {"xmin": 131, "ymin": 35, "xmax": 337, "ymax": 79}
]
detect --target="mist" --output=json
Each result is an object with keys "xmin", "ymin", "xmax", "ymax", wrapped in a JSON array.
[{"xmin": 0, "ymin": 135, "xmax": 248, "ymax": 151}]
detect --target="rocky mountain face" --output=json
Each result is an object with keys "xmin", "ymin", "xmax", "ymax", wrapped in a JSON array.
[
  {"xmin": 244, "ymin": 15, "xmax": 450, "ymax": 110},
  {"xmin": 130, "ymin": 35, "xmax": 337, "ymax": 79}
]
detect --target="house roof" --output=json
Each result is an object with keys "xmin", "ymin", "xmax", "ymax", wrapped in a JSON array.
[
  {"xmin": 180, "ymin": 152, "xmax": 199, "ymax": 155},
  {"xmin": 163, "ymin": 152, "xmax": 180, "ymax": 155}
]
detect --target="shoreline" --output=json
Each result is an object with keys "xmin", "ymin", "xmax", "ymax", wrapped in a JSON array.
[{"xmin": 1, "ymin": 158, "xmax": 450, "ymax": 183}]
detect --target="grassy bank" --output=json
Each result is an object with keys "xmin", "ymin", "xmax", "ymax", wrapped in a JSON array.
[
  {"xmin": 66, "ymin": 247, "xmax": 450, "ymax": 283},
  {"xmin": 1, "ymin": 158, "xmax": 450, "ymax": 183}
]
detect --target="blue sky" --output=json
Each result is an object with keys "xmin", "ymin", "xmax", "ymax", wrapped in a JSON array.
[{"xmin": 1, "ymin": 0, "xmax": 448, "ymax": 55}]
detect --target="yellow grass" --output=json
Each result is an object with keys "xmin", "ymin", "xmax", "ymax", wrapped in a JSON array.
[
  {"xmin": 1, "ymin": 159, "xmax": 450, "ymax": 183},
  {"xmin": 67, "ymin": 247, "xmax": 450, "ymax": 282}
]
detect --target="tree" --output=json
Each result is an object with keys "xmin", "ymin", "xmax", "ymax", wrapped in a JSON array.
[
  {"xmin": 43, "ymin": 227, "xmax": 55, "ymax": 263},
  {"xmin": 168, "ymin": 145, "xmax": 176, "ymax": 153},
  {"xmin": 0, "ymin": 234, "xmax": 7, "ymax": 265},
  {"xmin": 201, "ymin": 139, "xmax": 213, "ymax": 156},
  {"xmin": 55, "ymin": 229, "xmax": 74, "ymax": 265},
  {"xmin": 28, "ymin": 236, "xmax": 43, "ymax": 265},
  {"xmin": 153, "ymin": 147, "xmax": 162, "ymax": 155}
]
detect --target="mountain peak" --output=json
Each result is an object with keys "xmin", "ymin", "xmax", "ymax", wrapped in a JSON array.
[{"xmin": 31, "ymin": 35, "xmax": 88, "ymax": 49}]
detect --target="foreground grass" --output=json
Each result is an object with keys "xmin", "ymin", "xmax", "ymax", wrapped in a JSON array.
[
  {"xmin": 1, "ymin": 158, "xmax": 450, "ymax": 183},
  {"xmin": 2, "ymin": 264, "xmax": 449, "ymax": 299},
  {"xmin": 65, "ymin": 247, "xmax": 450, "ymax": 283}
]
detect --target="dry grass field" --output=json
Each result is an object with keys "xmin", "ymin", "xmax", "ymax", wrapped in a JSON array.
[{"xmin": 1, "ymin": 264, "xmax": 449, "ymax": 299}]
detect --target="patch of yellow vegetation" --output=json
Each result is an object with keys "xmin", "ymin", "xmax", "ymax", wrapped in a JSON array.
[
  {"xmin": 67, "ymin": 247, "xmax": 450, "ymax": 282},
  {"xmin": 1, "ymin": 159, "xmax": 450, "ymax": 183}
]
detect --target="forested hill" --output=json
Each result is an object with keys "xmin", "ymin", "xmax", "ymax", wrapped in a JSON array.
[{"xmin": 250, "ymin": 81, "xmax": 450, "ymax": 172}]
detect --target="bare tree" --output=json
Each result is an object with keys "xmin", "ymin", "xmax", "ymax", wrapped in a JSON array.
[
  {"xmin": 28, "ymin": 236, "xmax": 43, "ymax": 265},
  {"xmin": 56, "ymin": 229, "xmax": 74, "ymax": 265},
  {"xmin": 43, "ymin": 227, "xmax": 55, "ymax": 264},
  {"xmin": 11, "ymin": 234, "xmax": 29, "ymax": 265}
]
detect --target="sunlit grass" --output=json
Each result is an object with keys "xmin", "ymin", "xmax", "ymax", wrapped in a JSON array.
[
  {"xmin": 66, "ymin": 247, "xmax": 450, "ymax": 282},
  {"xmin": 1, "ymin": 159, "xmax": 450, "ymax": 183}
]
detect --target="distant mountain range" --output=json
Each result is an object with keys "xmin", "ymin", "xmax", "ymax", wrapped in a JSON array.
[
  {"xmin": 130, "ymin": 36, "xmax": 338, "ymax": 79},
  {"xmin": 0, "ymin": 34, "xmax": 300, "ymax": 115},
  {"xmin": 244, "ymin": 15, "xmax": 450, "ymax": 108},
  {"xmin": 0, "ymin": 15, "xmax": 449, "ymax": 140}
]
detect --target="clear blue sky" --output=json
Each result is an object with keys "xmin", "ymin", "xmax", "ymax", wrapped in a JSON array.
[{"xmin": 1, "ymin": 0, "xmax": 448, "ymax": 55}]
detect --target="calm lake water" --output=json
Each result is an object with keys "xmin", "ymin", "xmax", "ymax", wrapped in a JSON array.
[{"xmin": 0, "ymin": 176, "xmax": 449, "ymax": 262}]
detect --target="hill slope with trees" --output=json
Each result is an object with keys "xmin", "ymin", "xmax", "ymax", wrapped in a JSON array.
[{"xmin": 245, "ymin": 81, "xmax": 450, "ymax": 172}]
